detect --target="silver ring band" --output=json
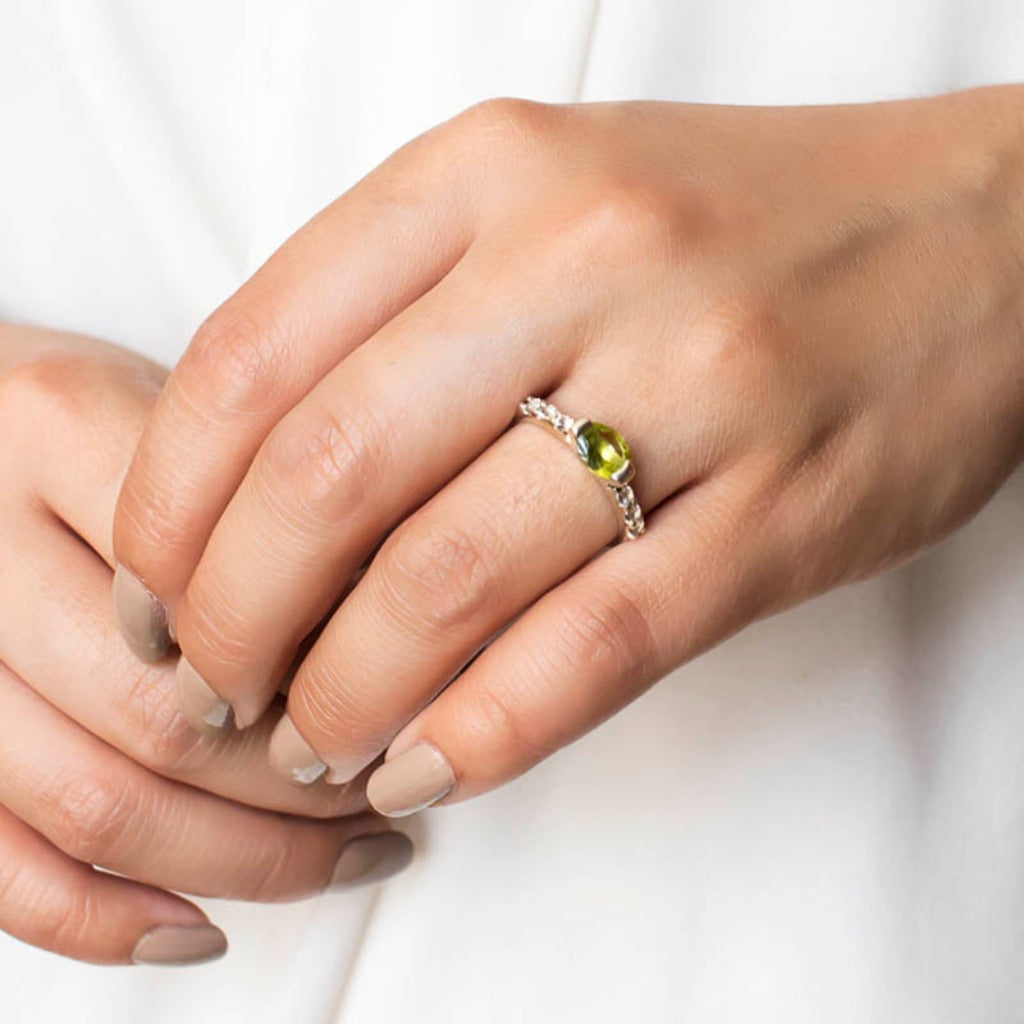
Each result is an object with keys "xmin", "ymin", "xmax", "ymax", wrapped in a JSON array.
[{"xmin": 518, "ymin": 395, "xmax": 646, "ymax": 541}]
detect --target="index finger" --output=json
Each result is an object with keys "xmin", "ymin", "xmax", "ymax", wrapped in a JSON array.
[{"xmin": 112, "ymin": 110, "xmax": 484, "ymax": 661}]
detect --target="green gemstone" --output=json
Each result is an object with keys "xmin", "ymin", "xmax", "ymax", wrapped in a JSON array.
[{"xmin": 575, "ymin": 421, "xmax": 631, "ymax": 480}]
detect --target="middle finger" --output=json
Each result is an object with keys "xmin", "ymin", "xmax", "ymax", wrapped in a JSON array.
[
  {"xmin": 174, "ymin": 242, "xmax": 583, "ymax": 731},
  {"xmin": 269, "ymin": 371, "xmax": 693, "ymax": 785}
]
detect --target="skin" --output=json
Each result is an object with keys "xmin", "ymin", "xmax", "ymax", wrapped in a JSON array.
[
  {"xmin": 111, "ymin": 84, "xmax": 1024, "ymax": 809},
  {"xmin": 0, "ymin": 324, "xmax": 407, "ymax": 965}
]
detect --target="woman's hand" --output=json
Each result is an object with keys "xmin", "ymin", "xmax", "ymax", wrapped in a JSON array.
[
  {"xmin": 113, "ymin": 86, "xmax": 1024, "ymax": 816},
  {"xmin": 0, "ymin": 325, "xmax": 411, "ymax": 966}
]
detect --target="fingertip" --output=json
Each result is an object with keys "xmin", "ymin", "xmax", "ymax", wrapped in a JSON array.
[
  {"xmin": 112, "ymin": 565, "xmax": 172, "ymax": 663},
  {"xmin": 366, "ymin": 742, "xmax": 455, "ymax": 817},
  {"xmin": 176, "ymin": 657, "xmax": 234, "ymax": 736},
  {"xmin": 131, "ymin": 923, "xmax": 228, "ymax": 967},
  {"xmin": 324, "ymin": 765, "xmax": 356, "ymax": 785},
  {"xmin": 269, "ymin": 715, "xmax": 327, "ymax": 786},
  {"xmin": 327, "ymin": 831, "xmax": 414, "ymax": 890},
  {"xmin": 231, "ymin": 694, "xmax": 271, "ymax": 732}
]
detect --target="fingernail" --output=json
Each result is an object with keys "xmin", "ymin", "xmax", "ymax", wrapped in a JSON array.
[
  {"xmin": 132, "ymin": 924, "xmax": 227, "ymax": 966},
  {"xmin": 113, "ymin": 565, "xmax": 171, "ymax": 663},
  {"xmin": 231, "ymin": 694, "xmax": 270, "ymax": 732},
  {"xmin": 325, "ymin": 765, "xmax": 357, "ymax": 786},
  {"xmin": 269, "ymin": 715, "xmax": 327, "ymax": 785},
  {"xmin": 177, "ymin": 657, "xmax": 233, "ymax": 735},
  {"xmin": 328, "ymin": 832, "xmax": 414, "ymax": 890},
  {"xmin": 366, "ymin": 742, "xmax": 455, "ymax": 817},
  {"xmin": 323, "ymin": 752, "xmax": 374, "ymax": 787}
]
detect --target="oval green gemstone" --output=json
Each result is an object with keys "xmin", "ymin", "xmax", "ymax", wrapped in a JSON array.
[{"xmin": 575, "ymin": 421, "xmax": 631, "ymax": 479}]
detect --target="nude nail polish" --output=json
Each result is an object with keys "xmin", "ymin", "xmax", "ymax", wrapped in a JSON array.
[
  {"xmin": 366, "ymin": 743, "xmax": 455, "ymax": 817},
  {"xmin": 328, "ymin": 832, "xmax": 414, "ymax": 890},
  {"xmin": 269, "ymin": 715, "xmax": 327, "ymax": 785},
  {"xmin": 131, "ymin": 924, "xmax": 227, "ymax": 966},
  {"xmin": 177, "ymin": 657, "xmax": 233, "ymax": 735},
  {"xmin": 325, "ymin": 765, "xmax": 359, "ymax": 786},
  {"xmin": 113, "ymin": 565, "xmax": 171, "ymax": 663},
  {"xmin": 323, "ymin": 752, "xmax": 376, "ymax": 787}
]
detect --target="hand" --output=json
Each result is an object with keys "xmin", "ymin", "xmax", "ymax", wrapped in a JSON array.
[
  {"xmin": 0, "ymin": 324, "xmax": 411, "ymax": 966},
  {"xmin": 114, "ymin": 86, "xmax": 1024, "ymax": 816}
]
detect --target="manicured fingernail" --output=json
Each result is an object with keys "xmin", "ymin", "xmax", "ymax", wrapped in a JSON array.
[
  {"xmin": 366, "ymin": 742, "xmax": 455, "ymax": 817},
  {"xmin": 323, "ymin": 752, "xmax": 375, "ymax": 786},
  {"xmin": 177, "ymin": 657, "xmax": 233, "ymax": 735},
  {"xmin": 132, "ymin": 924, "xmax": 227, "ymax": 966},
  {"xmin": 113, "ymin": 565, "xmax": 171, "ymax": 663},
  {"xmin": 230, "ymin": 695, "xmax": 270, "ymax": 732},
  {"xmin": 328, "ymin": 832, "xmax": 414, "ymax": 890},
  {"xmin": 269, "ymin": 715, "xmax": 326, "ymax": 785}
]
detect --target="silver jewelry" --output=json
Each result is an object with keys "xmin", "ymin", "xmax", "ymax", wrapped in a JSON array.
[{"xmin": 519, "ymin": 395, "xmax": 645, "ymax": 541}]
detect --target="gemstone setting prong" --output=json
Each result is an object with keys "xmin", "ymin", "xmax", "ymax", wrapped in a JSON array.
[{"xmin": 518, "ymin": 397, "xmax": 645, "ymax": 541}]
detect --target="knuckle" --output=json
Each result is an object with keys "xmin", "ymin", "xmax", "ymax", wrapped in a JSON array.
[
  {"xmin": 241, "ymin": 830, "xmax": 315, "ymax": 902},
  {"xmin": 292, "ymin": 666, "xmax": 393, "ymax": 755},
  {"xmin": 688, "ymin": 278, "xmax": 781, "ymax": 380},
  {"xmin": 470, "ymin": 671, "xmax": 552, "ymax": 764},
  {"xmin": 377, "ymin": 515, "xmax": 504, "ymax": 637},
  {"xmin": 455, "ymin": 96, "xmax": 555, "ymax": 150},
  {"xmin": 114, "ymin": 471, "xmax": 198, "ymax": 573},
  {"xmin": 47, "ymin": 889, "xmax": 102, "ymax": 958},
  {"xmin": 46, "ymin": 772, "xmax": 137, "ymax": 865},
  {"xmin": 0, "ymin": 352, "xmax": 86, "ymax": 433},
  {"xmin": 119, "ymin": 662, "xmax": 205, "ymax": 773},
  {"xmin": 378, "ymin": 97, "xmax": 556, "ymax": 222},
  {"xmin": 179, "ymin": 586, "xmax": 260, "ymax": 673},
  {"xmin": 188, "ymin": 301, "xmax": 293, "ymax": 415},
  {"xmin": 0, "ymin": 855, "xmax": 26, "ymax": 909},
  {"xmin": 257, "ymin": 403, "xmax": 388, "ymax": 527},
  {"xmin": 563, "ymin": 176, "xmax": 678, "ymax": 262},
  {"xmin": 549, "ymin": 585, "xmax": 652, "ymax": 681},
  {"xmin": 0, "ymin": 854, "xmax": 91, "ymax": 957},
  {"xmin": 237, "ymin": 831, "xmax": 321, "ymax": 905}
]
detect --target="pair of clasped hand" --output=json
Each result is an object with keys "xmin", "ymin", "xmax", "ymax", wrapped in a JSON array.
[{"xmin": 1, "ymin": 88, "xmax": 1022, "ymax": 964}]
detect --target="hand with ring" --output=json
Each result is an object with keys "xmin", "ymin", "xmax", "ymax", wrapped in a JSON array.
[{"xmin": 113, "ymin": 88, "xmax": 1024, "ymax": 815}]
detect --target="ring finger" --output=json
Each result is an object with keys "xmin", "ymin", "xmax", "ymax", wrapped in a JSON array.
[{"xmin": 267, "ymin": 371, "xmax": 697, "ymax": 785}]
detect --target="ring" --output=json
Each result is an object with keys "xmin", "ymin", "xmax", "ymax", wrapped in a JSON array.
[{"xmin": 519, "ymin": 395, "xmax": 646, "ymax": 541}]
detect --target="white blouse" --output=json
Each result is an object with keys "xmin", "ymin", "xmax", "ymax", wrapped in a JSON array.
[{"xmin": 1, "ymin": 2, "xmax": 1022, "ymax": 1021}]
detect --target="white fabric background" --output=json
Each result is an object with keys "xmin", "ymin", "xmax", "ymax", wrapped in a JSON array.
[{"xmin": 0, "ymin": 2, "xmax": 1021, "ymax": 1022}]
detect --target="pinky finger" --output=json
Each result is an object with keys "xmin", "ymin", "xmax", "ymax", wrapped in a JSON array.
[
  {"xmin": 0, "ymin": 806, "xmax": 226, "ymax": 966},
  {"xmin": 367, "ymin": 473, "xmax": 782, "ymax": 815}
]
